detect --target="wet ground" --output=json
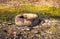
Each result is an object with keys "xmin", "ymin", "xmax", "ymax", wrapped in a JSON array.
[{"xmin": 0, "ymin": 19, "xmax": 60, "ymax": 39}]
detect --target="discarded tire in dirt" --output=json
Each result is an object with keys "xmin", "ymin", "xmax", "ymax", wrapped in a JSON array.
[{"xmin": 15, "ymin": 13, "xmax": 45, "ymax": 27}]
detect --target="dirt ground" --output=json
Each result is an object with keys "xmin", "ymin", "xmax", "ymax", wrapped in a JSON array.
[{"xmin": 0, "ymin": 19, "xmax": 60, "ymax": 39}]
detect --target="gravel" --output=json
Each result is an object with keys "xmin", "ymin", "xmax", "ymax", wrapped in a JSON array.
[{"xmin": 0, "ymin": 19, "xmax": 60, "ymax": 39}]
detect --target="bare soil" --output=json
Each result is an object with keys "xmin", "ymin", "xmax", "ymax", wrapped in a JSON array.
[{"xmin": 0, "ymin": 19, "xmax": 60, "ymax": 39}]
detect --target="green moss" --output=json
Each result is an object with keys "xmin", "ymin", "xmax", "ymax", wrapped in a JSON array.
[{"xmin": 0, "ymin": 5, "xmax": 60, "ymax": 22}]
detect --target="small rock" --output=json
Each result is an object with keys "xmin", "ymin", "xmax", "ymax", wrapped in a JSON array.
[
  {"xmin": 15, "ymin": 13, "xmax": 45, "ymax": 27},
  {"xmin": 7, "ymin": 23, "xmax": 12, "ymax": 25}
]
